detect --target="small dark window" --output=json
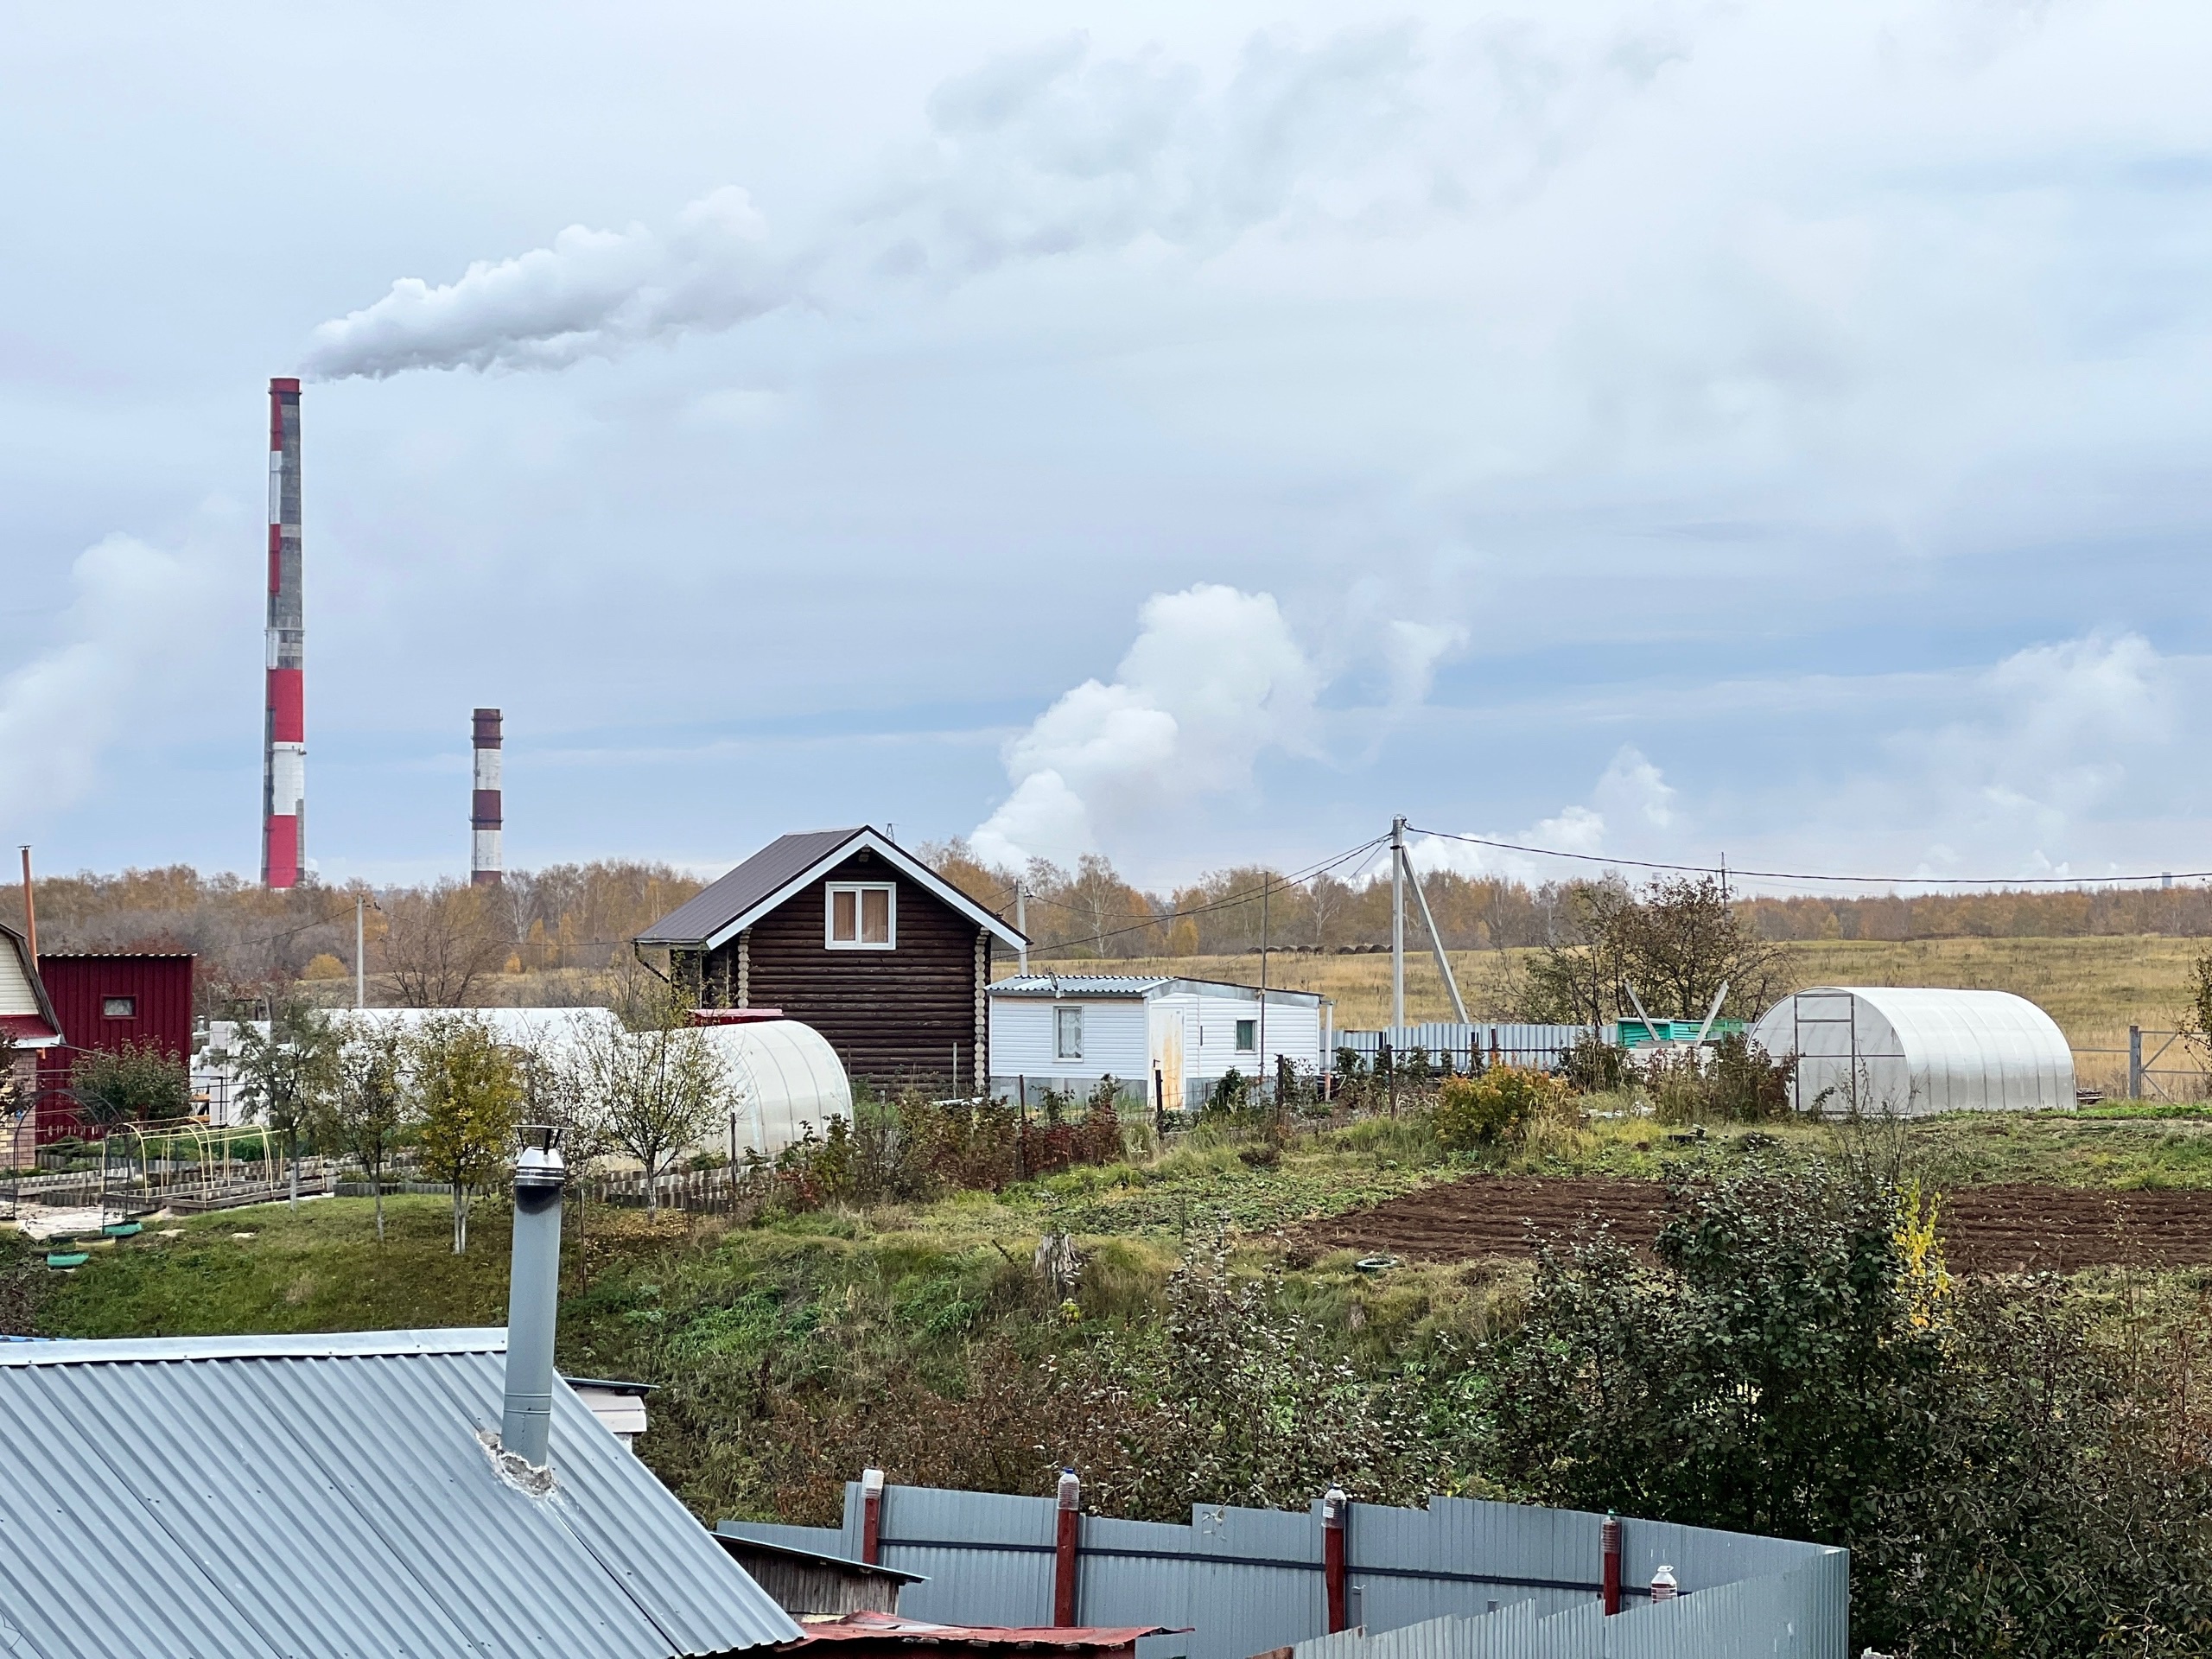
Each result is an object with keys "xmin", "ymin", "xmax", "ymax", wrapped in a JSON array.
[
  {"xmin": 1235, "ymin": 1018, "xmax": 1257, "ymax": 1053},
  {"xmin": 102, "ymin": 995, "xmax": 137, "ymax": 1019}
]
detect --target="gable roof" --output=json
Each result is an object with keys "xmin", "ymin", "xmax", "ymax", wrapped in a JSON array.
[
  {"xmin": 639, "ymin": 829, "xmax": 1025, "ymax": 951},
  {"xmin": 0, "ymin": 1327, "xmax": 799, "ymax": 1659},
  {"xmin": 0, "ymin": 922, "xmax": 60, "ymax": 1047}
]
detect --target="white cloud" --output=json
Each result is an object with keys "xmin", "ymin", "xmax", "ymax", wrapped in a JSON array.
[
  {"xmin": 0, "ymin": 533, "xmax": 223, "ymax": 820},
  {"xmin": 972, "ymin": 583, "xmax": 1319, "ymax": 867},
  {"xmin": 1405, "ymin": 744, "xmax": 1669, "ymax": 885}
]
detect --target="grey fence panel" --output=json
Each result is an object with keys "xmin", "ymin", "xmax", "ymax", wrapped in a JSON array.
[
  {"xmin": 1079, "ymin": 1512, "xmax": 1198, "ymax": 1635},
  {"xmin": 1186, "ymin": 1502, "xmax": 1330, "ymax": 1659},
  {"xmin": 842, "ymin": 1484, "xmax": 1842, "ymax": 1659},
  {"xmin": 861, "ymin": 1483, "xmax": 1058, "ymax": 1626},
  {"xmin": 1335, "ymin": 1027, "xmax": 1592, "ymax": 1072}
]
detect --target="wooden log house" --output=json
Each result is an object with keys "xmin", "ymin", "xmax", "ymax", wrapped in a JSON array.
[{"xmin": 636, "ymin": 828, "xmax": 1026, "ymax": 1094}]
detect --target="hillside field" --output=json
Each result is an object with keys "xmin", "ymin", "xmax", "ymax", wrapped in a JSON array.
[{"xmin": 1068, "ymin": 936, "xmax": 2211, "ymax": 1089}]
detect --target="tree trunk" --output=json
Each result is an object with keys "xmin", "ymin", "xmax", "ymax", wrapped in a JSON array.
[
  {"xmin": 372, "ymin": 1165, "xmax": 385, "ymax": 1243},
  {"xmin": 289, "ymin": 1127, "xmax": 300, "ymax": 1211},
  {"xmin": 451, "ymin": 1183, "xmax": 467, "ymax": 1254},
  {"xmin": 645, "ymin": 1157, "xmax": 658, "ymax": 1219}
]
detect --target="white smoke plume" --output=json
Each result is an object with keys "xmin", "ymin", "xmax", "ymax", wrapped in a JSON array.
[
  {"xmin": 971, "ymin": 583, "xmax": 1320, "ymax": 868},
  {"xmin": 0, "ymin": 533, "xmax": 221, "ymax": 817},
  {"xmin": 306, "ymin": 28, "xmax": 1421, "ymax": 379}
]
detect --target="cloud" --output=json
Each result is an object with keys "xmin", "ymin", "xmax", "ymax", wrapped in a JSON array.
[
  {"xmin": 0, "ymin": 533, "xmax": 221, "ymax": 819},
  {"xmin": 971, "ymin": 583, "xmax": 1319, "ymax": 867},
  {"xmin": 1869, "ymin": 631, "xmax": 2174, "ymax": 877},
  {"xmin": 306, "ymin": 28, "xmax": 1422, "ymax": 379},
  {"xmin": 1406, "ymin": 744, "xmax": 1671, "ymax": 885}
]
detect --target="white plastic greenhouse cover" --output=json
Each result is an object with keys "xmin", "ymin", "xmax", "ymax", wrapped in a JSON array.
[
  {"xmin": 1750, "ymin": 986, "xmax": 2075, "ymax": 1116},
  {"xmin": 697, "ymin": 1019, "xmax": 854, "ymax": 1160}
]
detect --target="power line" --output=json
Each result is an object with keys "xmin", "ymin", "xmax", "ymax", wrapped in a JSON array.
[
  {"xmin": 1403, "ymin": 824, "xmax": 2212, "ymax": 890},
  {"xmin": 1024, "ymin": 836, "xmax": 1389, "ymax": 960}
]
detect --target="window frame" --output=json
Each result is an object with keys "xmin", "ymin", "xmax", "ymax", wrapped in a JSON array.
[
  {"xmin": 101, "ymin": 995, "xmax": 137, "ymax": 1020},
  {"xmin": 823, "ymin": 881, "xmax": 898, "ymax": 950},
  {"xmin": 1234, "ymin": 1017, "xmax": 1258, "ymax": 1054},
  {"xmin": 1055, "ymin": 1004, "xmax": 1084, "ymax": 1061}
]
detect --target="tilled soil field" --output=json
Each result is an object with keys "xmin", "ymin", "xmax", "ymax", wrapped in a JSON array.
[{"xmin": 1289, "ymin": 1177, "xmax": 2212, "ymax": 1274}]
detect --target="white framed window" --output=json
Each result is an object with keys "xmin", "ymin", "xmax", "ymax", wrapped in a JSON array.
[
  {"xmin": 825, "ymin": 882, "xmax": 896, "ymax": 950},
  {"xmin": 1234, "ymin": 1018, "xmax": 1257, "ymax": 1053},
  {"xmin": 1055, "ymin": 1005, "xmax": 1084, "ymax": 1060}
]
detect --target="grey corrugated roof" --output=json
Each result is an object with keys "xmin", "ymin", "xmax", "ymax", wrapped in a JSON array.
[
  {"xmin": 988, "ymin": 976, "xmax": 1171, "ymax": 997},
  {"xmin": 638, "ymin": 829, "xmax": 1025, "ymax": 950},
  {"xmin": 0, "ymin": 1326, "xmax": 799, "ymax": 1659}
]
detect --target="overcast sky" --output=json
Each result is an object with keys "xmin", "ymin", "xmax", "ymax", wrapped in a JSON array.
[{"xmin": 4, "ymin": 0, "xmax": 2210, "ymax": 897}]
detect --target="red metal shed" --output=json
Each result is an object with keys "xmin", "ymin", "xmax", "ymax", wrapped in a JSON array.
[{"xmin": 34, "ymin": 953, "xmax": 195, "ymax": 1141}]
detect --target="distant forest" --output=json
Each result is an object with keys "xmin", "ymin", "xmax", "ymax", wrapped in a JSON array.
[{"xmin": 3, "ymin": 847, "xmax": 2207, "ymax": 1014}]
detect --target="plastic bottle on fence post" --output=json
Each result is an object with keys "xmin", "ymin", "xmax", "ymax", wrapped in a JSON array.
[{"xmin": 1649, "ymin": 1565, "xmax": 1677, "ymax": 1602}]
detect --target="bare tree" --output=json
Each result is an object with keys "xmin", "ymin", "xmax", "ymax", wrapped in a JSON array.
[
  {"xmin": 1522, "ymin": 875, "xmax": 1787, "ymax": 1026},
  {"xmin": 376, "ymin": 880, "xmax": 506, "ymax": 1007},
  {"xmin": 567, "ymin": 981, "xmax": 729, "ymax": 1218}
]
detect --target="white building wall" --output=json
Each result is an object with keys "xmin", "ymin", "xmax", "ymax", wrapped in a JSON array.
[
  {"xmin": 1177, "ymin": 992, "xmax": 1323, "ymax": 1083},
  {"xmin": 988, "ymin": 998, "xmax": 1149, "ymax": 1083}
]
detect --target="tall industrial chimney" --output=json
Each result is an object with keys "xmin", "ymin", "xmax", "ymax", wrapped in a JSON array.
[
  {"xmin": 261, "ymin": 378, "xmax": 306, "ymax": 888},
  {"xmin": 472, "ymin": 708, "xmax": 503, "ymax": 886}
]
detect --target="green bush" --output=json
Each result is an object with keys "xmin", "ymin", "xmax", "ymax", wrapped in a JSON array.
[{"xmin": 1433, "ymin": 1066, "xmax": 1571, "ymax": 1150}]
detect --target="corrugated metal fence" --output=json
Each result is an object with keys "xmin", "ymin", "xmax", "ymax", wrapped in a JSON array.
[
  {"xmin": 726, "ymin": 1484, "xmax": 1846, "ymax": 1659},
  {"xmin": 1336, "ymin": 1026, "xmax": 1593, "ymax": 1072}
]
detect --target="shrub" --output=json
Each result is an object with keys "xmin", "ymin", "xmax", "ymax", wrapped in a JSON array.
[
  {"xmin": 1433, "ymin": 1065, "xmax": 1572, "ymax": 1151},
  {"xmin": 1645, "ymin": 1035, "xmax": 1796, "ymax": 1124}
]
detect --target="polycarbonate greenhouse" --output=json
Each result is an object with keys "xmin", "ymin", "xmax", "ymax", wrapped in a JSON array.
[
  {"xmin": 696, "ymin": 1016, "xmax": 853, "ymax": 1160},
  {"xmin": 1749, "ymin": 985, "xmax": 2075, "ymax": 1116}
]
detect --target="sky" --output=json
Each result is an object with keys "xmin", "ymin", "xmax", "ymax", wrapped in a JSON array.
[{"xmin": 4, "ymin": 0, "xmax": 2212, "ymax": 898}]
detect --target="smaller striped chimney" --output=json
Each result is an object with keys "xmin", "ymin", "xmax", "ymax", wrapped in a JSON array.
[{"xmin": 472, "ymin": 708, "xmax": 503, "ymax": 886}]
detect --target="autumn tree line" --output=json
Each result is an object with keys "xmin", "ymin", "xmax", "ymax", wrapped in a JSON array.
[{"xmin": 5, "ymin": 848, "xmax": 2211, "ymax": 1017}]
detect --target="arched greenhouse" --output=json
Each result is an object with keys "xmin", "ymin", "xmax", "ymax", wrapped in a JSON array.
[{"xmin": 1749, "ymin": 986, "xmax": 2075, "ymax": 1116}]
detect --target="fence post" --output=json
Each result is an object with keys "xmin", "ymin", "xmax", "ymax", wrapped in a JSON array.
[
  {"xmin": 1601, "ymin": 1512, "xmax": 1622, "ymax": 1616},
  {"xmin": 2129, "ymin": 1025, "xmax": 2144, "ymax": 1100},
  {"xmin": 861, "ymin": 1467, "xmax": 885, "ymax": 1564},
  {"xmin": 1322, "ymin": 1485, "xmax": 1350, "ymax": 1632},
  {"xmin": 1054, "ymin": 1468, "xmax": 1082, "ymax": 1626}
]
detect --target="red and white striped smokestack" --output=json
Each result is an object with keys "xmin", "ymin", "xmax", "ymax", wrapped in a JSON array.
[
  {"xmin": 262, "ymin": 378, "xmax": 306, "ymax": 889},
  {"xmin": 472, "ymin": 708, "xmax": 503, "ymax": 886}
]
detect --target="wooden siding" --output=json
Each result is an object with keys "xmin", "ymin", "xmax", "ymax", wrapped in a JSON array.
[{"xmin": 698, "ymin": 852, "xmax": 987, "ymax": 1089}]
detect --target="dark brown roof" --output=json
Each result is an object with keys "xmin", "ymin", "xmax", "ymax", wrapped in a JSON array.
[{"xmin": 636, "ymin": 829, "xmax": 1025, "ymax": 950}]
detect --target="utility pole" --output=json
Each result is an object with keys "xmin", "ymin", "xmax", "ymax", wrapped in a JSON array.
[
  {"xmin": 1259, "ymin": 874, "xmax": 1269, "ymax": 1101},
  {"xmin": 355, "ymin": 894, "xmax": 366, "ymax": 1010},
  {"xmin": 1390, "ymin": 816, "xmax": 1407, "ymax": 1033},
  {"xmin": 1015, "ymin": 881, "xmax": 1029, "ymax": 976}
]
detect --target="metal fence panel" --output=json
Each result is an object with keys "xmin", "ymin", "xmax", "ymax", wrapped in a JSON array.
[{"xmin": 844, "ymin": 1485, "xmax": 1844, "ymax": 1659}]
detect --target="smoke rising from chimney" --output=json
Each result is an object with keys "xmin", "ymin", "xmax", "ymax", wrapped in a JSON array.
[{"xmin": 305, "ymin": 28, "xmax": 1420, "ymax": 379}]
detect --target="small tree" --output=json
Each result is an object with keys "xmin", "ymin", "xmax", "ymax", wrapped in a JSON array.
[
  {"xmin": 411, "ymin": 1014, "xmax": 522, "ymax": 1254},
  {"xmin": 232, "ymin": 1002, "xmax": 339, "ymax": 1209},
  {"xmin": 375, "ymin": 880, "xmax": 507, "ymax": 1007},
  {"xmin": 569, "ymin": 983, "xmax": 728, "ymax": 1218},
  {"xmin": 69, "ymin": 1040, "xmax": 192, "ymax": 1129},
  {"xmin": 321, "ymin": 1020, "xmax": 412, "ymax": 1243}
]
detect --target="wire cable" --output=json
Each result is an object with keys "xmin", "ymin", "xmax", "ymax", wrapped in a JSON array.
[{"xmin": 1404, "ymin": 824, "xmax": 2212, "ymax": 889}]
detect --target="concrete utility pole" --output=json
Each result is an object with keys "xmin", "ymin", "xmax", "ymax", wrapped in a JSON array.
[
  {"xmin": 1390, "ymin": 816, "xmax": 1407, "ymax": 1032},
  {"xmin": 1015, "ymin": 881, "xmax": 1028, "ymax": 976},
  {"xmin": 355, "ymin": 895, "xmax": 365, "ymax": 1010}
]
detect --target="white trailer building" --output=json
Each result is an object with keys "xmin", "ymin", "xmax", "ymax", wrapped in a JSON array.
[{"xmin": 988, "ymin": 976, "xmax": 1332, "ymax": 1113}]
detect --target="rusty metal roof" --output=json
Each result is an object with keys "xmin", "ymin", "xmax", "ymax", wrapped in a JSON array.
[{"xmin": 0, "ymin": 1327, "xmax": 800, "ymax": 1659}]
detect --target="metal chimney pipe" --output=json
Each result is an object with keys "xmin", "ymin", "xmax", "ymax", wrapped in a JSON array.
[
  {"xmin": 471, "ymin": 708, "xmax": 504, "ymax": 886},
  {"xmin": 501, "ymin": 1127, "xmax": 564, "ymax": 1465}
]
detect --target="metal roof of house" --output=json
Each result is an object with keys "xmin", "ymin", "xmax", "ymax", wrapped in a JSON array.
[
  {"xmin": 989, "ymin": 976, "xmax": 1328, "ymax": 1007},
  {"xmin": 0, "ymin": 922, "xmax": 60, "ymax": 1047},
  {"xmin": 783, "ymin": 1611, "xmax": 1172, "ymax": 1649},
  {"xmin": 715, "ymin": 1526, "xmax": 929, "ymax": 1584},
  {"xmin": 0, "ymin": 1326, "xmax": 800, "ymax": 1659},
  {"xmin": 638, "ymin": 829, "xmax": 1025, "ymax": 952}
]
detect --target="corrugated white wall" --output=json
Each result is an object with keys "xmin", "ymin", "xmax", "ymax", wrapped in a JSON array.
[
  {"xmin": 1173, "ymin": 993, "xmax": 1324, "ymax": 1082},
  {"xmin": 988, "ymin": 997, "xmax": 1149, "ymax": 1081}
]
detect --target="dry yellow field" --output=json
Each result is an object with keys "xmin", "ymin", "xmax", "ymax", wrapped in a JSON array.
[{"xmin": 1036, "ymin": 937, "xmax": 2212, "ymax": 1089}]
